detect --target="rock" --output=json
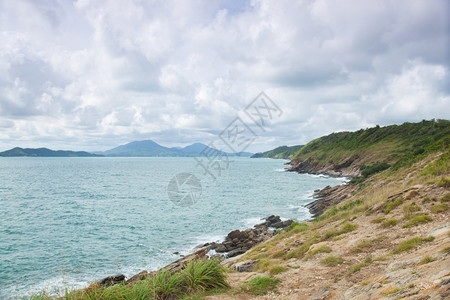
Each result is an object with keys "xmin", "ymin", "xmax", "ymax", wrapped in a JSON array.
[
  {"xmin": 272, "ymin": 219, "xmax": 293, "ymax": 228},
  {"xmin": 126, "ymin": 271, "xmax": 151, "ymax": 285},
  {"xmin": 163, "ymin": 247, "xmax": 208, "ymax": 274},
  {"xmin": 231, "ymin": 260, "xmax": 259, "ymax": 272},
  {"xmin": 227, "ymin": 229, "xmax": 249, "ymax": 240},
  {"xmin": 226, "ymin": 248, "xmax": 246, "ymax": 258},
  {"xmin": 99, "ymin": 274, "xmax": 126, "ymax": 287}
]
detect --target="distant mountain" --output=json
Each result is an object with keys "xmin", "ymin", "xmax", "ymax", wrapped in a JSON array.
[
  {"xmin": 251, "ymin": 145, "xmax": 303, "ymax": 159},
  {"xmin": 0, "ymin": 147, "xmax": 102, "ymax": 157},
  {"xmin": 101, "ymin": 140, "xmax": 253, "ymax": 157},
  {"xmin": 103, "ymin": 140, "xmax": 181, "ymax": 157}
]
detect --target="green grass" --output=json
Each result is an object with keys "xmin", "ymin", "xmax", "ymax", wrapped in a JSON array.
[
  {"xmin": 402, "ymin": 214, "xmax": 432, "ymax": 228},
  {"xmin": 371, "ymin": 216, "xmax": 385, "ymax": 223},
  {"xmin": 269, "ymin": 266, "xmax": 288, "ymax": 275},
  {"xmin": 306, "ymin": 246, "xmax": 332, "ymax": 259},
  {"xmin": 392, "ymin": 236, "xmax": 435, "ymax": 254},
  {"xmin": 381, "ymin": 218, "xmax": 398, "ymax": 227},
  {"xmin": 323, "ymin": 222, "xmax": 357, "ymax": 240},
  {"xmin": 441, "ymin": 193, "xmax": 450, "ymax": 203},
  {"xmin": 403, "ymin": 203, "xmax": 421, "ymax": 215},
  {"xmin": 430, "ymin": 203, "xmax": 448, "ymax": 213},
  {"xmin": 181, "ymin": 259, "xmax": 229, "ymax": 292},
  {"xmin": 422, "ymin": 152, "xmax": 449, "ymax": 176},
  {"xmin": 347, "ymin": 256, "xmax": 372, "ymax": 274},
  {"xmin": 320, "ymin": 256, "xmax": 344, "ymax": 267},
  {"xmin": 32, "ymin": 259, "xmax": 229, "ymax": 300},
  {"xmin": 420, "ymin": 255, "xmax": 436, "ymax": 264},
  {"xmin": 384, "ymin": 197, "xmax": 403, "ymax": 214},
  {"xmin": 241, "ymin": 276, "xmax": 280, "ymax": 296},
  {"xmin": 382, "ymin": 287, "xmax": 402, "ymax": 296}
]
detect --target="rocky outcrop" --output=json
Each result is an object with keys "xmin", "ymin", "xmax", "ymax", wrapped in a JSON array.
[
  {"xmin": 99, "ymin": 274, "xmax": 125, "ymax": 287},
  {"xmin": 305, "ymin": 184, "xmax": 357, "ymax": 217},
  {"xmin": 230, "ymin": 260, "xmax": 259, "ymax": 272},
  {"xmin": 288, "ymin": 155, "xmax": 360, "ymax": 178},
  {"xmin": 207, "ymin": 216, "xmax": 293, "ymax": 258}
]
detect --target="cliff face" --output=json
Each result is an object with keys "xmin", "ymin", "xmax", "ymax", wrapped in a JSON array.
[{"xmin": 288, "ymin": 155, "xmax": 360, "ymax": 177}]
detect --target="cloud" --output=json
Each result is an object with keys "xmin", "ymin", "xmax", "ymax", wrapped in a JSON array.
[{"xmin": 0, "ymin": 0, "xmax": 448, "ymax": 151}]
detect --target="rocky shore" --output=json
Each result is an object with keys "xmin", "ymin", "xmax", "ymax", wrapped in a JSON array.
[
  {"xmin": 287, "ymin": 156, "xmax": 359, "ymax": 217},
  {"xmin": 97, "ymin": 215, "xmax": 293, "ymax": 287}
]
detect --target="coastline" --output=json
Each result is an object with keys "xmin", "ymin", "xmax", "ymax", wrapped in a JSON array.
[{"xmin": 92, "ymin": 165, "xmax": 350, "ymax": 289}]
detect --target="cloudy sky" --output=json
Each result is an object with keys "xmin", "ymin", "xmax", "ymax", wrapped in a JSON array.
[{"xmin": 0, "ymin": 0, "xmax": 449, "ymax": 152}]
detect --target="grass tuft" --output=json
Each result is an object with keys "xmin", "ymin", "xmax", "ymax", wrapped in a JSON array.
[
  {"xmin": 392, "ymin": 236, "xmax": 435, "ymax": 254},
  {"xmin": 381, "ymin": 218, "xmax": 398, "ymax": 227},
  {"xmin": 306, "ymin": 246, "xmax": 332, "ymax": 259},
  {"xmin": 269, "ymin": 266, "xmax": 288, "ymax": 275},
  {"xmin": 420, "ymin": 255, "xmax": 436, "ymax": 264},
  {"xmin": 241, "ymin": 276, "xmax": 280, "ymax": 296},
  {"xmin": 430, "ymin": 203, "xmax": 448, "ymax": 213},
  {"xmin": 320, "ymin": 256, "xmax": 344, "ymax": 267},
  {"xmin": 402, "ymin": 214, "xmax": 432, "ymax": 228}
]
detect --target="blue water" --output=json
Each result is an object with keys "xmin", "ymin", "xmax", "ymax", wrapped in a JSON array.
[{"xmin": 0, "ymin": 157, "xmax": 345, "ymax": 298}]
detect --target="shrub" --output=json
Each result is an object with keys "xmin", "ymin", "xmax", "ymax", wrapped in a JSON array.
[
  {"xmin": 361, "ymin": 162, "xmax": 390, "ymax": 177},
  {"xmin": 320, "ymin": 256, "xmax": 344, "ymax": 267},
  {"xmin": 392, "ymin": 236, "xmax": 434, "ymax": 254},
  {"xmin": 241, "ymin": 276, "xmax": 280, "ymax": 296}
]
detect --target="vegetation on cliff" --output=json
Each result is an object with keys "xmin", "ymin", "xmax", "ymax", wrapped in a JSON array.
[{"xmin": 251, "ymin": 145, "xmax": 303, "ymax": 159}]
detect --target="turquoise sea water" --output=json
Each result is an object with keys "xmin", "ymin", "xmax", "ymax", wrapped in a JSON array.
[{"xmin": 0, "ymin": 157, "xmax": 345, "ymax": 298}]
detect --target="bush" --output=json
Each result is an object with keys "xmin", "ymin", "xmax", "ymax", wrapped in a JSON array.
[{"xmin": 361, "ymin": 162, "xmax": 390, "ymax": 177}]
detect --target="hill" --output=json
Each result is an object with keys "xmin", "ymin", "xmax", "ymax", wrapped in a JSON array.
[
  {"xmin": 251, "ymin": 145, "xmax": 303, "ymax": 159},
  {"xmin": 288, "ymin": 119, "xmax": 450, "ymax": 178},
  {"xmin": 0, "ymin": 147, "xmax": 101, "ymax": 157}
]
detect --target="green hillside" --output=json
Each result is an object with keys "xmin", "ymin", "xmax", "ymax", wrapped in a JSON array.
[
  {"xmin": 251, "ymin": 145, "xmax": 303, "ymax": 159},
  {"xmin": 291, "ymin": 119, "xmax": 449, "ymax": 171}
]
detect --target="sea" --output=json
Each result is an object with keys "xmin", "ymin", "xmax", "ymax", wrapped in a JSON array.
[{"xmin": 0, "ymin": 157, "xmax": 346, "ymax": 298}]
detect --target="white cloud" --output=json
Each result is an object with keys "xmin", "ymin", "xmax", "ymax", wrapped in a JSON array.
[{"xmin": 0, "ymin": 0, "xmax": 448, "ymax": 151}]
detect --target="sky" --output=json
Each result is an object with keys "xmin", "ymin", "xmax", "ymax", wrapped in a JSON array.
[{"xmin": 0, "ymin": 0, "xmax": 449, "ymax": 152}]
